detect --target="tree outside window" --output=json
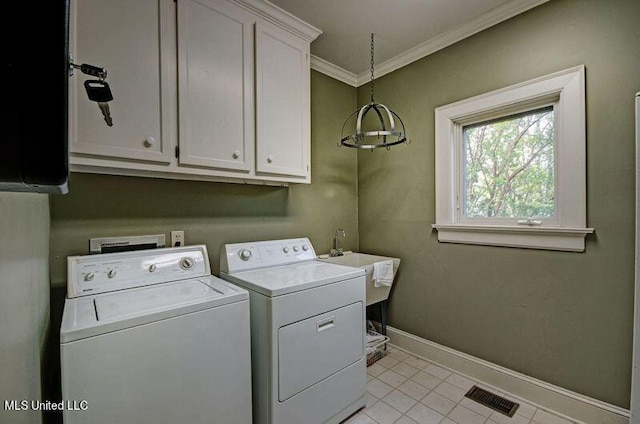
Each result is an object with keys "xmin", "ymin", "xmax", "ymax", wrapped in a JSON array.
[{"xmin": 462, "ymin": 107, "xmax": 555, "ymax": 219}]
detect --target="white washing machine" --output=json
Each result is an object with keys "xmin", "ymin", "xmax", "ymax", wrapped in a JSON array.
[
  {"xmin": 219, "ymin": 238, "xmax": 367, "ymax": 424},
  {"xmin": 60, "ymin": 245, "xmax": 252, "ymax": 424}
]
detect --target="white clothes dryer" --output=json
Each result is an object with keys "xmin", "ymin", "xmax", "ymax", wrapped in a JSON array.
[
  {"xmin": 220, "ymin": 238, "xmax": 367, "ymax": 424},
  {"xmin": 60, "ymin": 245, "xmax": 252, "ymax": 424}
]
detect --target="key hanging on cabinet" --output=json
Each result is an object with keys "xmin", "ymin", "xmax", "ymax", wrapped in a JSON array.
[
  {"xmin": 84, "ymin": 80, "xmax": 113, "ymax": 127},
  {"xmin": 69, "ymin": 57, "xmax": 114, "ymax": 127}
]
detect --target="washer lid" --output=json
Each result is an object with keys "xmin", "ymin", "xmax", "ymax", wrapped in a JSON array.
[
  {"xmin": 222, "ymin": 260, "xmax": 364, "ymax": 297},
  {"xmin": 95, "ymin": 279, "xmax": 215, "ymax": 321},
  {"xmin": 61, "ymin": 276, "xmax": 248, "ymax": 343}
]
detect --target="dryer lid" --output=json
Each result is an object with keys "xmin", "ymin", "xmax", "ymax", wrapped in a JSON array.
[{"xmin": 223, "ymin": 261, "xmax": 364, "ymax": 297}]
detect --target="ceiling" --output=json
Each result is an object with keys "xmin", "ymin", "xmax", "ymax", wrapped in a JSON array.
[{"xmin": 269, "ymin": 0, "xmax": 548, "ymax": 81}]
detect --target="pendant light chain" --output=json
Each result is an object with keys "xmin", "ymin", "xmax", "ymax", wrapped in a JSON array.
[{"xmin": 370, "ymin": 33, "xmax": 375, "ymax": 103}]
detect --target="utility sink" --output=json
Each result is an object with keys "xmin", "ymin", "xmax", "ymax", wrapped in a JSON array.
[{"xmin": 318, "ymin": 252, "xmax": 400, "ymax": 306}]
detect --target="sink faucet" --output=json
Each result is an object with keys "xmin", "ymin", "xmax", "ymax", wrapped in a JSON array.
[{"xmin": 330, "ymin": 229, "xmax": 346, "ymax": 257}]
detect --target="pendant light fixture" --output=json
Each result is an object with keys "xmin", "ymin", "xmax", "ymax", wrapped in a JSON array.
[{"xmin": 340, "ymin": 33, "xmax": 409, "ymax": 150}]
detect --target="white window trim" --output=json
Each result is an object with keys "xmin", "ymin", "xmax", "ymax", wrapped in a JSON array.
[{"xmin": 433, "ymin": 65, "xmax": 594, "ymax": 252}]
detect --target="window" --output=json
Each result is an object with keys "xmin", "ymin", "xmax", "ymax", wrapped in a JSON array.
[
  {"xmin": 462, "ymin": 106, "xmax": 556, "ymax": 223},
  {"xmin": 433, "ymin": 66, "xmax": 593, "ymax": 252}
]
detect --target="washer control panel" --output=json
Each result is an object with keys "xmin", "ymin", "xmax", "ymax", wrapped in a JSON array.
[
  {"xmin": 220, "ymin": 238, "xmax": 316, "ymax": 273},
  {"xmin": 67, "ymin": 245, "xmax": 211, "ymax": 298}
]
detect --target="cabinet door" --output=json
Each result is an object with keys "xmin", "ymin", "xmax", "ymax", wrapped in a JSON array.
[
  {"xmin": 70, "ymin": 0, "xmax": 173, "ymax": 163},
  {"xmin": 177, "ymin": 0, "xmax": 254, "ymax": 172},
  {"xmin": 255, "ymin": 22, "xmax": 310, "ymax": 179}
]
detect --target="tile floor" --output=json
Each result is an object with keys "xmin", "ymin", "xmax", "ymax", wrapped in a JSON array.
[{"xmin": 342, "ymin": 345, "xmax": 580, "ymax": 424}]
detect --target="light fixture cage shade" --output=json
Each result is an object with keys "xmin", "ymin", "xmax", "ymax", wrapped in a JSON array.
[{"xmin": 340, "ymin": 101, "xmax": 408, "ymax": 150}]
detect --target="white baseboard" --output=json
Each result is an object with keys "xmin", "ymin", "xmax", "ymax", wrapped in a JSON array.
[{"xmin": 386, "ymin": 326, "xmax": 630, "ymax": 424}]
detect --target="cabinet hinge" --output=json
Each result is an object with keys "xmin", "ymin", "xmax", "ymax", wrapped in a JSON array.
[{"xmin": 175, "ymin": 146, "xmax": 180, "ymax": 158}]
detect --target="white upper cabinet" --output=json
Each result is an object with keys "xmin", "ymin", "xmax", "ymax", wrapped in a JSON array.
[
  {"xmin": 70, "ymin": 0, "xmax": 173, "ymax": 164},
  {"xmin": 69, "ymin": 0, "xmax": 321, "ymax": 185},
  {"xmin": 177, "ymin": 0, "xmax": 254, "ymax": 172},
  {"xmin": 255, "ymin": 22, "xmax": 310, "ymax": 178}
]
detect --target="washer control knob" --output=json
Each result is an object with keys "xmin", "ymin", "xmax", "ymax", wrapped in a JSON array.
[
  {"xmin": 283, "ymin": 247, "xmax": 289, "ymax": 253},
  {"xmin": 148, "ymin": 264, "xmax": 157, "ymax": 273},
  {"xmin": 107, "ymin": 269, "xmax": 117, "ymax": 279},
  {"xmin": 293, "ymin": 246, "xmax": 299, "ymax": 252},
  {"xmin": 84, "ymin": 272, "xmax": 95, "ymax": 282},
  {"xmin": 181, "ymin": 257, "xmax": 194, "ymax": 270},
  {"xmin": 239, "ymin": 249, "xmax": 252, "ymax": 261},
  {"xmin": 302, "ymin": 245, "xmax": 309, "ymax": 251}
]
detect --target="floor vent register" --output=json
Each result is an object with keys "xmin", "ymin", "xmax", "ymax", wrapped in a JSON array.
[{"xmin": 465, "ymin": 386, "xmax": 519, "ymax": 417}]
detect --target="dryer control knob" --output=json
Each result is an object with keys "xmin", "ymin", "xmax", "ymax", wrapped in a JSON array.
[
  {"xmin": 148, "ymin": 264, "xmax": 157, "ymax": 273},
  {"xmin": 107, "ymin": 269, "xmax": 117, "ymax": 279},
  {"xmin": 282, "ymin": 247, "xmax": 289, "ymax": 253},
  {"xmin": 181, "ymin": 257, "xmax": 194, "ymax": 269},
  {"xmin": 293, "ymin": 246, "xmax": 299, "ymax": 252},
  {"xmin": 239, "ymin": 249, "xmax": 252, "ymax": 261},
  {"xmin": 84, "ymin": 272, "xmax": 95, "ymax": 282},
  {"xmin": 302, "ymin": 245, "xmax": 309, "ymax": 251}
]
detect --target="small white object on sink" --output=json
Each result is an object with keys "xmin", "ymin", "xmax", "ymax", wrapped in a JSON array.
[
  {"xmin": 318, "ymin": 251, "xmax": 400, "ymax": 306},
  {"xmin": 373, "ymin": 260, "xmax": 394, "ymax": 287}
]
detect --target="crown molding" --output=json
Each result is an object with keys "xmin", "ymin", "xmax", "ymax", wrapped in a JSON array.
[
  {"xmin": 310, "ymin": 55, "xmax": 358, "ymax": 87},
  {"xmin": 229, "ymin": 0, "xmax": 322, "ymax": 42},
  {"xmin": 351, "ymin": 0, "xmax": 551, "ymax": 86}
]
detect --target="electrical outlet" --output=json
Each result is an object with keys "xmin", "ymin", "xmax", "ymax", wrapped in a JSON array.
[{"xmin": 171, "ymin": 231, "xmax": 184, "ymax": 247}]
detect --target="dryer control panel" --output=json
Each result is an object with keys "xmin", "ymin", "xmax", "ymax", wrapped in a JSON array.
[
  {"xmin": 220, "ymin": 238, "xmax": 316, "ymax": 273},
  {"xmin": 67, "ymin": 245, "xmax": 210, "ymax": 298}
]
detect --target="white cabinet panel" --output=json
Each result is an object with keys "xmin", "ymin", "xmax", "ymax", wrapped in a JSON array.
[
  {"xmin": 177, "ymin": 0, "xmax": 254, "ymax": 172},
  {"xmin": 71, "ymin": 0, "xmax": 173, "ymax": 164},
  {"xmin": 256, "ymin": 22, "xmax": 310, "ymax": 179},
  {"xmin": 70, "ymin": 0, "xmax": 320, "ymax": 185}
]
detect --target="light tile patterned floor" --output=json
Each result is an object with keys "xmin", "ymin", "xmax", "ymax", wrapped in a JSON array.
[{"xmin": 342, "ymin": 345, "xmax": 580, "ymax": 424}]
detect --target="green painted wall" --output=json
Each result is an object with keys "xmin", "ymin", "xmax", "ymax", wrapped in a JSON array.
[
  {"xmin": 0, "ymin": 193, "xmax": 50, "ymax": 424},
  {"xmin": 356, "ymin": 0, "xmax": 639, "ymax": 408},
  {"xmin": 50, "ymin": 71, "xmax": 358, "ymax": 286}
]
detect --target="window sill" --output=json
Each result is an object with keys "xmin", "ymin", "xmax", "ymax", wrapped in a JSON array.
[{"xmin": 431, "ymin": 224, "xmax": 594, "ymax": 252}]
